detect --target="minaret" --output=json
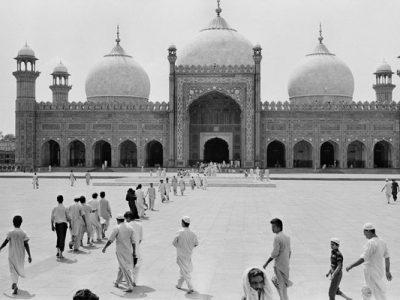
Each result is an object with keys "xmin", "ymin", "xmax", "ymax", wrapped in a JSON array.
[
  {"xmin": 12, "ymin": 43, "xmax": 40, "ymax": 169},
  {"xmin": 50, "ymin": 61, "xmax": 71, "ymax": 104},
  {"xmin": 373, "ymin": 60, "xmax": 395, "ymax": 103},
  {"xmin": 253, "ymin": 44, "xmax": 262, "ymax": 166},
  {"xmin": 168, "ymin": 44, "xmax": 177, "ymax": 166}
]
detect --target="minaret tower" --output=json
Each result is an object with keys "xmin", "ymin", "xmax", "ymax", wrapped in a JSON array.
[
  {"xmin": 13, "ymin": 43, "xmax": 40, "ymax": 169},
  {"xmin": 373, "ymin": 60, "xmax": 395, "ymax": 103},
  {"xmin": 167, "ymin": 44, "xmax": 177, "ymax": 167},
  {"xmin": 50, "ymin": 62, "xmax": 71, "ymax": 104}
]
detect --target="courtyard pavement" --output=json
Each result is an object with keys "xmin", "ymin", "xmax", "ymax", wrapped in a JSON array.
[{"xmin": 0, "ymin": 176, "xmax": 399, "ymax": 299}]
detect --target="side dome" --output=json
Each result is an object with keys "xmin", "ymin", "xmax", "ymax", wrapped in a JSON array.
[
  {"xmin": 17, "ymin": 43, "xmax": 35, "ymax": 58},
  {"xmin": 288, "ymin": 33, "xmax": 354, "ymax": 105},
  {"xmin": 176, "ymin": 6, "xmax": 254, "ymax": 66},
  {"xmin": 85, "ymin": 32, "xmax": 150, "ymax": 104}
]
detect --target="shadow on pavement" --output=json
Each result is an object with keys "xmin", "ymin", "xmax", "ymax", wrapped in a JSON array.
[
  {"xmin": 185, "ymin": 292, "xmax": 213, "ymax": 299},
  {"xmin": 3, "ymin": 289, "xmax": 36, "ymax": 298},
  {"xmin": 110, "ymin": 285, "xmax": 156, "ymax": 298}
]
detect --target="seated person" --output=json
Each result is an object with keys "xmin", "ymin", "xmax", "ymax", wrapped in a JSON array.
[{"xmin": 242, "ymin": 267, "xmax": 274, "ymax": 300}]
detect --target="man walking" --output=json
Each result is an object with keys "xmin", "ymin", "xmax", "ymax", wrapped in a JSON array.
[
  {"xmin": 179, "ymin": 177, "xmax": 186, "ymax": 196},
  {"xmin": 99, "ymin": 191, "xmax": 112, "ymax": 238},
  {"xmin": 391, "ymin": 179, "xmax": 398, "ymax": 202},
  {"xmin": 69, "ymin": 170, "xmax": 76, "ymax": 187},
  {"xmin": 79, "ymin": 196, "xmax": 93, "ymax": 246},
  {"xmin": 85, "ymin": 171, "xmax": 91, "ymax": 185},
  {"xmin": 51, "ymin": 195, "xmax": 70, "ymax": 259},
  {"xmin": 380, "ymin": 179, "xmax": 392, "ymax": 204},
  {"xmin": 173, "ymin": 216, "xmax": 199, "ymax": 294},
  {"xmin": 68, "ymin": 196, "xmax": 87, "ymax": 251},
  {"xmin": 102, "ymin": 215, "xmax": 136, "ymax": 292},
  {"xmin": 124, "ymin": 211, "xmax": 143, "ymax": 285},
  {"xmin": 88, "ymin": 193, "xmax": 102, "ymax": 243},
  {"xmin": 346, "ymin": 223, "xmax": 392, "ymax": 300},
  {"xmin": 159, "ymin": 179, "xmax": 167, "ymax": 203},
  {"xmin": 146, "ymin": 183, "xmax": 156, "ymax": 210},
  {"xmin": 263, "ymin": 218, "xmax": 292, "ymax": 300}
]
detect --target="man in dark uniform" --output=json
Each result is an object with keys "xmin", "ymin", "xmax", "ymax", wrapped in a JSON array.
[
  {"xmin": 326, "ymin": 238, "xmax": 352, "ymax": 300},
  {"xmin": 391, "ymin": 179, "xmax": 398, "ymax": 202}
]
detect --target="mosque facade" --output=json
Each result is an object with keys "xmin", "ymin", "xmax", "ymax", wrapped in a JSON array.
[{"xmin": 13, "ymin": 4, "xmax": 400, "ymax": 170}]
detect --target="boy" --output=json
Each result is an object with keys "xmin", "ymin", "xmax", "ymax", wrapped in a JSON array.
[
  {"xmin": 51, "ymin": 195, "xmax": 70, "ymax": 259},
  {"xmin": 326, "ymin": 238, "xmax": 352, "ymax": 300},
  {"xmin": 0, "ymin": 215, "xmax": 32, "ymax": 295}
]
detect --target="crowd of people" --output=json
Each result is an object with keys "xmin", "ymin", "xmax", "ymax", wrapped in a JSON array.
[{"xmin": 0, "ymin": 171, "xmax": 395, "ymax": 299}]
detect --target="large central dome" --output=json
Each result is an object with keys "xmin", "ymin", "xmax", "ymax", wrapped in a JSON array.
[
  {"xmin": 85, "ymin": 31, "xmax": 150, "ymax": 104},
  {"xmin": 176, "ymin": 5, "xmax": 254, "ymax": 67},
  {"xmin": 288, "ymin": 31, "xmax": 354, "ymax": 105}
]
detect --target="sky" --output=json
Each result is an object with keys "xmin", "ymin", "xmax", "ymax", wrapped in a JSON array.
[{"xmin": 1, "ymin": 0, "xmax": 400, "ymax": 134}]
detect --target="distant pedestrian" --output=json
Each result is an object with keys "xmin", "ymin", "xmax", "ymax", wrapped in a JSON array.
[
  {"xmin": 0, "ymin": 215, "xmax": 32, "ymax": 295},
  {"xmin": 70, "ymin": 170, "xmax": 76, "ymax": 187},
  {"xmin": 146, "ymin": 183, "xmax": 156, "ymax": 210},
  {"xmin": 381, "ymin": 179, "xmax": 392, "ymax": 204},
  {"xmin": 172, "ymin": 176, "xmax": 178, "ymax": 195},
  {"xmin": 99, "ymin": 191, "xmax": 112, "ymax": 238},
  {"xmin": 179, "ymin": 177, "xmax": 186, "ymax": 196},
  {"xmin": 263, "ymin": 218, "xmax": 292, "ymax": 300},
  {"xmin": 173, "ymin": 216, "xmax": 199, "ymax": 294},
  {"xmin": 32, "ymin": 172, "xmax": 39, "ymax": 189},
  {"xmin": 79, "ymin": 196, "xmax": 93, "ymax": 246},
  {"xmin": 51, "ymin": 195, "xmax": 70, "ymax": 259},
  {"xmin": 325, "ymin": 238, "xmax": 352, "ymax": 300},
  {"xmin": 85, "ymin": 171, "xmax": 91, "ymax": 185},
  {"xmin": 391, "ymin": 179, "xmax": 398, "ymax": 202},
  {"xmin": 166, "ymin": 178, "xmax": 171, "ymax": 200},
  {"xmin": 189, "ymin": 177, "xmax": 195, "ymax": 190},
  {"xmin": 136, "ymin": 184, "xmax": 146, "ymax": 218},
  {"xmin": 346, "ymin": 223, "xmax": 392, "ymax": 300},
  {"xmin": 159, "ymin": 179, "xmax": 167, "ymax": 203},
  {"xmin": 126, "ymin": 188, "xmax": 139, "ymax": 218}
]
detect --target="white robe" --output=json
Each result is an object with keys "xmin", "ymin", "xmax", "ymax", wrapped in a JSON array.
[
  {"xmin": 128, "ymin": 221, "xmax": 143, "ymax": 283},
  {"xmin": 6, "ymin": 229, "xmax": 29, "ymax": 284},
  {"xmin": 172, "ymin": 228, "xmax": 199, "ymax": 289},
  {"xmin": 361, "ymin": 237, "xmax": 389, "ymax": 300},
  {"xmin": 136, "ymin": 189, "xmax": 145, "ymax": 217},
  {"xmin": 242, "ymin": 267, "xmax": 274, "ymax": 300}
]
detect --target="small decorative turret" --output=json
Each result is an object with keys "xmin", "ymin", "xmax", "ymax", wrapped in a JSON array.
[
  {"xmin": 50, "ymin": 61, "xmax": 72, "ymax": 104},
  {"xmin": 253, "ymin": 44, "xmax": 262, "ymax": 64},
  {"xmin": 373, "ymin": 60, "xmax": 395, "ymax": 103}
]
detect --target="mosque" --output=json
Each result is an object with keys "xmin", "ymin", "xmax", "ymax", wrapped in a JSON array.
[{"xmin": 13, "ymin": 2, "xmax": 400, "ymax": 170}]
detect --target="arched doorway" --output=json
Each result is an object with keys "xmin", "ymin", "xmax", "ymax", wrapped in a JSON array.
[
  {"xmin": 188, "ymin": 92, "xmax": 241, "ymax": 165},
  {"xmin": 374, "ymin": 141, "xmax": 392, "ymax": 168},
  {"xmin": 146, "ymin": 140, "xmax": 163, "ymax": 167},
  {"xmin": 41, "ymin": 140, "xmax": 60, "ymax": 166},
  {"xmin": 69, "ymin": 140, "xmax": 85, "ymax": 167},
  {"xmin": 347, "ymin": 141, "xmax": 366, "ymax": 168},
  {"xmin": 293, "ymin": 140, "xmax": 313, "ymax": 168},
  {"xmin": 320, "ymin": 141, "xmax": 339, "ymax": 168},
  {"xmin": 120, "ymin": 140, "xmax": 137, "ymax": 167},
  {"xmin": 203, "ymin": 138, "xmax": 229, "ymax": 163},
  {"xmin": 93, "ymin": 140, "xmax": 111, "ymax": 167},
  {"xmin": 267, "ymin": 141, "xmax": 285, "ymax": 168}
]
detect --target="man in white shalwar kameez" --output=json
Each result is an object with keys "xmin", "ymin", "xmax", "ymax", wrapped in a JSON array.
[
  {"xmin": 242, "ymin": 267, "xmax": 274, "ymax": 300},
  {"xmin": 135, "ymin": 184, "xmax": 146, "ymax": 218},
  {"xmin": 88, "ymin": 193, "xmax": 102, "ymax": 242},
  {"xmin": 102, "ymin": 215, "xmax": 136, "ymax": 292},
  {"xmin": 124, "ymin": 211, "xmax": 143, "ymax": 284},
  {"xmin": 68, "ymin": 197, "xmax": 87, "ymax": 251},
  {"xmin": 346, "ymin": 223, "xmax": 392, "ymax": 300},
  {"xmin": 173, "ymin": 216, "xmax": 199, "ymax": 294}
]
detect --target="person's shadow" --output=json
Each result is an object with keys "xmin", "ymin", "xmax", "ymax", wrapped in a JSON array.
[
  {"xmin": 58, "ymin": 257, "xmax": 78, "ymax": 264},
  {"xmin": 110, "ymin": 285, "xmax": 155, "ymax": 298},
  {"xmin": 3, "ymin": 289, "xmax": 35, "ymax": 298}
]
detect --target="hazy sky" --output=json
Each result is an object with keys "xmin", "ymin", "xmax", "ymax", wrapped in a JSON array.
[{"xmin": 1, "ymin": 0, "xmax": 400, "ymax": 134}]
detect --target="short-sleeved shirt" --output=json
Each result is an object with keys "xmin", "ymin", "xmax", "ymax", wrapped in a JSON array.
[{"xmin": 330, "ymin": 249, "xmax": 343, "ymax": 270}]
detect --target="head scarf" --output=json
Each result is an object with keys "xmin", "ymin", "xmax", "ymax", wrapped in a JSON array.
[{"xmin": 242, "ymin": 266, "xmax": 274, "ymax": 300}]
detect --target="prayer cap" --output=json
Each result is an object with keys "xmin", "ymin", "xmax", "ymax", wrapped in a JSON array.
[
  {"xmin": 182, "ymin": 216, "xmax": 191, "ymax": 224},
  {"xmin": 116, "ymin": 214, "xmax": 125, "ymax": 220},
  {"xmin": 363, "ymin": 223, "xmax": 375, "ymax": 230},
  {"xmin": 330, "ymin": 237, "xmax": 340, "ymax": 245}
]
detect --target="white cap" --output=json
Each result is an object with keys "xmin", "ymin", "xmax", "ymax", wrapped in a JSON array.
[
  {"xmin": 363, "ymin": 223, "xmax": 375, "ymax": 230},
  {"xmin": 182, "ymin": 216, "xmax": 191, "ymax": 224},
  {"xmin": 330, "ymin": 237, "xmax": 340, "ymax": 245},
  {"xmin": 116, "ymin": 214, "xmax": 125, "ymax": 220}
]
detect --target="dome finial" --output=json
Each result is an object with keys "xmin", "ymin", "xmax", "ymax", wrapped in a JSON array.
[
  {"xmin": 116, "ymin": 25, "xmax": 121, "ymax": 45},
  {"xmin": 318, "ymin": 22, "xmax": 324, "ymax": 44},
  {"xmin": 216, "ymin": 0, "xmax": 222, "ymax": 17}
]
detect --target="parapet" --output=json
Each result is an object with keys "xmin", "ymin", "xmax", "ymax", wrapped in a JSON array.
[{"xmin": 36, "ymin": 101, "xmax": 169, "ymax": 111}]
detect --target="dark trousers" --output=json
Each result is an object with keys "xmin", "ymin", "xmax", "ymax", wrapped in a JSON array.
[
  {"xmin": 55, "ymin": 222, "xmax": 68, "ymax": 252},
  {"xmin": 392, "ymin": 192, "xmax": 397, "ymax": 201},
  {"xmin": 329, "ymin": 271, "xmax": 343, "ymax": 300}
]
